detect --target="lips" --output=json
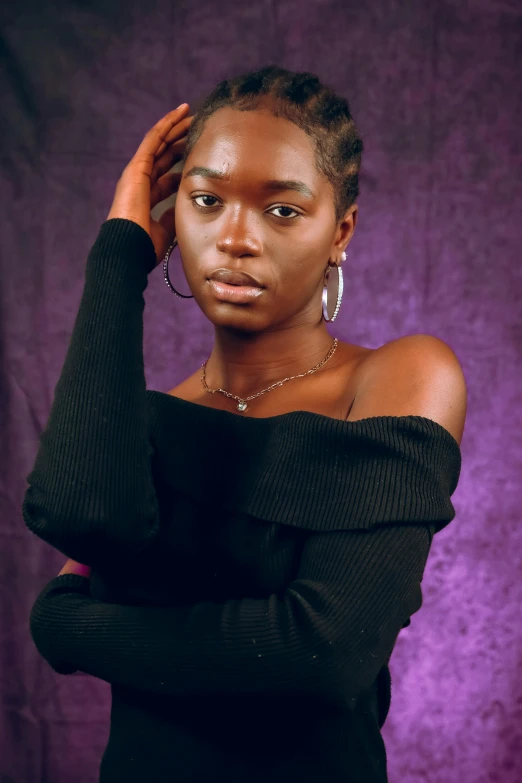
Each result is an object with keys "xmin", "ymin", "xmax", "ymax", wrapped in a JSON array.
[{"xmin": 208, "ymin": 268, "xmax": 264, "ymax": 288}]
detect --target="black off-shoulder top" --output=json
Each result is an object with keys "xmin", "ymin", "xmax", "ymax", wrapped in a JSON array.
[{"xmin": 23, "ymin": 219, "xmax": 462, "ymax": 783}]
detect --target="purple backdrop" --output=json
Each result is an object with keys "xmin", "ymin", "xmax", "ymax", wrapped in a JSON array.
[{"xmin": 1, "ymin": 1, "xmax": 521, "ymax": 781}]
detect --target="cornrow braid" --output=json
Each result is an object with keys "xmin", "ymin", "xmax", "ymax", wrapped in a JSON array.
[{"xmin": 181, "ymin": 64, "xmax": 364, "ymax": 225}]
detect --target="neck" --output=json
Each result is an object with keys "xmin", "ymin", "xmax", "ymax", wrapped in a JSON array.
[{"xmin": 204, "ymin": 324, "xmax": 336, "ymax": 399}]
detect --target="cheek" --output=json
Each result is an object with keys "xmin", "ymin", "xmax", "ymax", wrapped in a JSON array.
[
  {"xmin": 282, "ymin": 257, "xmax": 325, "ymax": 295},
  {"xmin": 179, "ymin": 254, "xmax": 201, "ymax": 291},
  {"xmin": 173, "ymin": 197, "xmax": 191, "ymax": 243},
  {"xmin": 272, "ymin": 268, "xmax": 322, "ymax": 317},
  {"xmin": 174, "ymin": 209, "xmax": 204, "ymax": 279}
]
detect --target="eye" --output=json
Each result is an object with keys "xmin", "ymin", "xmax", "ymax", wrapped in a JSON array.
[
  {"xmin": 269, "ymin": 205, "xmax": 300, "ymax": 220},
  {"xmin": 191, "ymin": 194, "xmax": 219, "ymax": 209},
  {"xmin": 190, "ymin": 195, "xmax": 301, "ymax": 220}
]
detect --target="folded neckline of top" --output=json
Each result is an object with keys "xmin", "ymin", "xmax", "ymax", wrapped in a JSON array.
[{"xmin": 146, "ymin": 389, "xmax": 462, "ymax": 453}]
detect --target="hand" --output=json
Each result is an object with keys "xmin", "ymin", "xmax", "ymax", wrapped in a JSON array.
[
  {"xmin": 106, "ymin": 103, "xmax": 194, "ymax": 266},
  {"xmin": 58, "ymin": 559, "xmax": 92, "ymax": 578}
]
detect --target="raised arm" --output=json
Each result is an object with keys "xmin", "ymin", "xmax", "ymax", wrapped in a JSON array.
[
  {"xmin": 22, "ymin": 219, "xmax": 160, "ymax": 568},
  {"xmin": 22, "ymin": 105, "xmax": 193, "ymax": 570},
  {"xmin": 29, "ymin": 523, "xmax": 435, "ymax": 706}
]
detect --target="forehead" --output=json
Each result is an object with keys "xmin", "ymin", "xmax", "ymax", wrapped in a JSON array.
[{"xmin": 189, "ymin": 107, "xmax": 318, "ymax": 175}]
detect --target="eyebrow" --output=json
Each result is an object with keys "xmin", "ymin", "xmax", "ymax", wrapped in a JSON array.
[{"xmin": 183, "ymin": 165, "xmax": 316, "ymax": 200}]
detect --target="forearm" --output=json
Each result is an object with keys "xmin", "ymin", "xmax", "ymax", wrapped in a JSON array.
[
  {"xmin": 29, "ymin": 525, "xmax": 432, "ymax": 703},
  {"xmin": 22, "ymin": 219, "xmax": 160, "ymax": 569}
]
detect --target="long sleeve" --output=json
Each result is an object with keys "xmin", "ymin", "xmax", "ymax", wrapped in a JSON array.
[
  {"xmin": 29, "ymin": 523, "xmax": 434, "ymax": 706},
  {"xmin": 22, "ymin": 219, "xmax": 160, "ymax": 570}
]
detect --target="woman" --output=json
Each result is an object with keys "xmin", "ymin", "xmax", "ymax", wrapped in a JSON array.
[{"xmin": 24, "ymin": 65, "xmax": 466, "ymax": 782}]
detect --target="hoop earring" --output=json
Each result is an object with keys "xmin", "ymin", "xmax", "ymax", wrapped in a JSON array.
[
  {"xmin": 322, "ymin": 252, "xmax": 346, "ymax": 322},
  {"xmin": 163, "ymin": 237, "xmax": 194, "ymax": 299}
]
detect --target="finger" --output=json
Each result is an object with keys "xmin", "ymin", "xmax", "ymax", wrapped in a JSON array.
[
  {"xmin": 162, "ymin": 113, "xmax": 194, "ymax": 143},
  {"xmin": 136, "ymin": 134, "xmax": 186, "ymax": 188},
  {"xmin": 136, "ymin": 104, "xmax": 191, "ymax": 157},
  {"xmin": 163, "ymin": 113, "xmax": 194, "ymax": 141},
  {"xmin": 156, "ymin": 117, "xmax": 194, "ymax": 155},
  {"xmin": 150, "ymin": 171, "xmax": 181, "ymax": 210},
  {"xmin": 155, "ymin": 115, "xmax": 194, "ymax": 159},
  {"xmin": 152, "ymin": 107, "xmax": 191, "ymax": 146},
  {"xmin": 156, "ymin": 121, "xmax": 194, "ymax": 159},
  {"xmin": 153, "ymin": 136, "xmax": 187, "ymax": 181}
]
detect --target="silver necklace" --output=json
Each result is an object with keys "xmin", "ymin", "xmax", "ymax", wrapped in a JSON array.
[{"xmin": 200, "ymin": 338, "xmax": 339, "ymax": 412}]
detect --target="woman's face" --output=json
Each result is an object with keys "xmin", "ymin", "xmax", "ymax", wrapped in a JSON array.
[{"xmin": 175, "ymin": 106, "xmax": 356, "ymax": 333}]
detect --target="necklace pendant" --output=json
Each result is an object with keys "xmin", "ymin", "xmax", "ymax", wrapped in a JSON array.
[{"xmin": 237, "ymin": 401, "xmax": 248, "ymax": 412}]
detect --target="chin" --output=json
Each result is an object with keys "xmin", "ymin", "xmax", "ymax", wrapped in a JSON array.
[{"xmin": 203, "ymin": 304, "xmax": 269, "ymax": 334}]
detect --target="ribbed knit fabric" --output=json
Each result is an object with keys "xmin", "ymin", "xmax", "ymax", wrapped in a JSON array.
[
  {"xmin": 23, "ymin": 219, "xmax": 160, "ymax": 570},
  {"xmin": 24, "ymin": 219, "xmax": 462, "ymax": 783}
]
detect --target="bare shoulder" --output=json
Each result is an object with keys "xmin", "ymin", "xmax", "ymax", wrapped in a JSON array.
[
  {"xmin": 349, "ymin": 334, "xmax": 468, "ymax": 446},
  {"xmin": 361, "ymin": 333, "xmax": 465, "ymax": 375}
]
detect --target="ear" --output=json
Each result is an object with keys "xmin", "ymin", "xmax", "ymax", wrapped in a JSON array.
[{"xmin": 334, "ymin": 204, "xmax": 358, "ymax": 252}]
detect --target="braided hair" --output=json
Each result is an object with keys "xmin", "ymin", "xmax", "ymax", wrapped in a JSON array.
[{"xmin": 182, "ymin": 65, "xmax": 364, "ymax": 225}]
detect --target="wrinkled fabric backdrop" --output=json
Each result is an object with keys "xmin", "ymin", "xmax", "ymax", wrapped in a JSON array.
[{"xmin": 1, "ymin": 1, "xmax": 521, "ymax": 781}]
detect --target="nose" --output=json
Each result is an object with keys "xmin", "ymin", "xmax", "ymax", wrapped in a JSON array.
[{"xmin": 215, "ymin": 208, "xmax": 263, "ymax": 258}]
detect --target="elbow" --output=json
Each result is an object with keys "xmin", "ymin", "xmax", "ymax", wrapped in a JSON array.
[
  {"xmin": 318, "ymin": 630, "xmax": 402, "ymax": 709},
  {"xmin": 309, "ymin": 650, "xmax": 379, "ymax": 709},
  {"xmin": 23, "ymin": 492, "xmax": 159, "ymax": 568},
  {"xmin": 30, "ymin": 617, "xmax": 78, "ymax": 676}
]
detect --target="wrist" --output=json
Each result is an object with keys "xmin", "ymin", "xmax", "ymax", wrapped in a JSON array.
[{"xmin": 58, "ymin": 559, "xmax": 92, "ymax": 578}]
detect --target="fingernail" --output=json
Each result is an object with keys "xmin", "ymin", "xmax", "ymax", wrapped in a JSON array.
[{"xmin": 175, "ymin": 103, "xmax": 188, "ymax": 110}]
